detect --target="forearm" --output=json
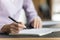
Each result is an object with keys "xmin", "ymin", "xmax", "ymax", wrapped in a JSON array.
[{"xmin": 23, "ymin": 0, "xmax": 40, "ymax": 24}]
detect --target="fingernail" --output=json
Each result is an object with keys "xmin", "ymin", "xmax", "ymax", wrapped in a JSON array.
[{"xmin": 24, "ymin": 26, "xmax": 26, "ymax": 28}]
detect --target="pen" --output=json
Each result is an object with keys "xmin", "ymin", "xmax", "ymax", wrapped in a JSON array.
[
  {"xmin": 8, "ymin": 16, "xmax": 27, "ymax": 29},
  {"xmin": 8, "ymin": 16, "xmax": 18, "ymax": 23}
]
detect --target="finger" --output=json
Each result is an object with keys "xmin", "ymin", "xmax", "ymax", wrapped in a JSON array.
[
  {"xmin": 36, "ymin": 18, "xmax": 39, "ymax": 28},
  {"xmin": 11, "ymin": 23, "xmax": 26, "ymax": 28},
  {"xmin": 18, "ymin": 22, "xmax": 22, "ymax": 24},
  {"xmin": 34, "ymin": 18, "xmax": 37, "ymax": 28},
  {"xmin": 18, "ymin": 24, "xmax": 26, "ymax": 28},
  {"xmin": 37, "ymin": 21, "xmax": 40, "ymax": 28},
  {"xmin": 38, "ymin": 19, "xmax": 42, "ymax": 28},
  {"xmin": 10, "ymin": 24, "xmax": 25, "ymax": 31},
  {"xmin": 37, "ymin": 18, "xmax": 42, "ymax": 28},
  {"xmin": 10, "ymin": 29, "xmax": 16, "ymax": 34},
  {"xmin": 19, "ymin": 22, "xmax": 26, "ymax": 28},
  {"xmin": 18, "ymin": 22, "xmax": 25, "ymax": 25},
  {"xmin": 10, "ymin": 28, "xmax": 19, "ymax": 33},
  {"xmin": 10, "ymin": 28, "xmax": 23, "ymax": 34},
  {"xmin": 11, "ymin": 23, "xmax": 18, "ymax": 27},
  {"xmin": 10, "ymin": 25, "xmax": 19, "ymax": 30},
  {"xmin": 13, "ymin": 22, "xmax": 26, "ymax": 28},
  {"xmin": 38, "ymin": 21, "xmax": 40, "ymax": 28},
  {"xmin": 39, "ymin": 21, "xmax": 42, "ymax": 28},
  {"xmin": 35, "ymin": 18, "xmax": 39, "ymax": 28},
  {"xmin": 18, "ymin": 22, "xmax": 25, "ymax": 26},
  {"xmin": 34, "ymin": 19, "xmax": 36, "ymax": 28}
]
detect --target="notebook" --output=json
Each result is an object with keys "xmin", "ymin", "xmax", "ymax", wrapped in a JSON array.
[{"xmin": 9, "ymin": 28, "xmax": 60, "ymax": 36}]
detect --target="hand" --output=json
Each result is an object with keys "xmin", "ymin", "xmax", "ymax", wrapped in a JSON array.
[
  {"xmin": 1, "ymin": 22, "xmax": 26, "ymax": 34},
  {"xmin": 31, "ymin": 17, "xmax": 42, "ymax": 29}
]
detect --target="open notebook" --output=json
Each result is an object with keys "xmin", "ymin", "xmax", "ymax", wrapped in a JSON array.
[{"xmin": 9, "ymin": 28, "xmax": 60, "ymax": 36}]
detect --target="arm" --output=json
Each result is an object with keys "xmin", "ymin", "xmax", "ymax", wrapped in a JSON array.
[
  {"xmin": 23, "ymin": 0, "xmax": 39, "ymax": 23},
  {"xmin": 0, "ymin": 0, "xmax": 26, "ymax": 33},
  {"xmin": 23, "ymin": 0, "xmax": 42, "ymax": 28}
]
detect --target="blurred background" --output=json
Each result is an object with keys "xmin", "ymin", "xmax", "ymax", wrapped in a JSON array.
[
  {"xmin": 33, "ymin": 0, "xmax": 60, "ymax": 21},
  {"xmin": 33, "ymin": 0, "xmax": 51, "ymax": 21}
]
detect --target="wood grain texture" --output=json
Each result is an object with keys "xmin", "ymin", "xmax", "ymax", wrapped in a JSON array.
[{"xmin": 0, "ymin": 38, "xmax": 60, "ymax": 40}]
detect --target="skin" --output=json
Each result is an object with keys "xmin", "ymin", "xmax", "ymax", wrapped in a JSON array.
[
  {"xmin": 31, "ymin": 17, "xmax": 42, "ymax": 29},
  {"xmin": 1, "ymin": 17, "xmax": 42, "ymax": 34}
]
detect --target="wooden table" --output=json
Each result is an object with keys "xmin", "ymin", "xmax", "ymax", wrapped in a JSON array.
[{"xmin": 0, "ymin": 38, "xmax": 60, "ymax": 40}]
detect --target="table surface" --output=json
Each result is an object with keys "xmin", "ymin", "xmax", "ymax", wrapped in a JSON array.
[
  {"xmin": 0, "ymin": 24, "xmax": 60, "ymax": 40},
  {"xmin": 0, "ymin": 38, "xmax": 60, "ymax": 40}
]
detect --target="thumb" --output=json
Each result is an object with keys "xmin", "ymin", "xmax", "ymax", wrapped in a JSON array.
[{"xmin": 18, "ymin": 22, "xmax": 26, "ymax": 28}]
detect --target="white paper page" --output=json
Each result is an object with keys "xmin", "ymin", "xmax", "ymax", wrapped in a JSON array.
[
  {"xmin": 9, "ymin": 28, "xmax": 60, "ymax": 36},
  {"xmin": 19, "ymin": 28, "xmax": 60, "ymax": 36},
  {"xmin": 19, "ymin": 28, "xmax": 53, "ymax": 36}
]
